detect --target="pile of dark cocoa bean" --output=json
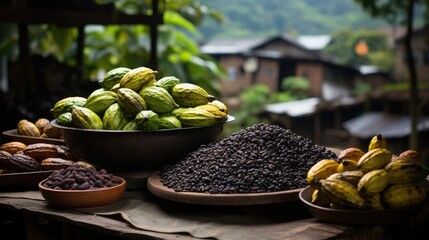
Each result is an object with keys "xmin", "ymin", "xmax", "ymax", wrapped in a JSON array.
[
  {"xmin": 161, "ymin": 123, "xmax": 337, "ymax": 194},
  {"xmin": 42, "ymin": 163, "xmax": 122, "ymax": 190}
]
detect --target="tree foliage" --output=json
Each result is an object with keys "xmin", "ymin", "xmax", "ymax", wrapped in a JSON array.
[
  {"xmin": 324, "ymin": 28, "xmax": 395, "ymax": 72},
  {"xmin": 0, "ymin": 0, "xmax": 226, "ymax": 96}
]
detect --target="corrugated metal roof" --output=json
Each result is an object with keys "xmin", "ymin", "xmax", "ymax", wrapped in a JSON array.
[
  {"xmin": 297, "ymin": 35, "xmax": 331, "ymax": 50},
  {"xmin": 200, "ymin": 38, "xmax": 265, "ymax": 55},
  {"xmin": 264, "ymin": 98, "xmax": 321, "ymax": 117},
  {"xmin": 343, "ymin": 111, "xmax": 429, "ymax": 139}
]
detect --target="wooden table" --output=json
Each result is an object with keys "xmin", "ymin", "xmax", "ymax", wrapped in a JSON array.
[{"xmin": 1, "ymin": 190, "xmax": 427, "ymax": 240}]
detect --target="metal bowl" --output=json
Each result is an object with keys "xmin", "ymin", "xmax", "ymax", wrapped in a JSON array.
[{"xmin": 51, "ymin": 116, "xmax": 234, "ymax": 173}]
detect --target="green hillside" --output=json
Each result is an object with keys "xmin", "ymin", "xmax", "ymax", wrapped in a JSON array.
[{"xmin": 198, "ymin": 0, "xmax": 390, "ymax": 40}]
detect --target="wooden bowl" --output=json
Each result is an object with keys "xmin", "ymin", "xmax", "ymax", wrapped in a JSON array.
[
  {"xmin": 299, "ymin": 186, "xmax": 427, "ymax": 225},
  {"xmin": 2, "ymin": 129, "xmax": 65, "ymax": 145},
  {"xmin": 39, "ymin": 176, "xmax": 126, "ymax": 209}
]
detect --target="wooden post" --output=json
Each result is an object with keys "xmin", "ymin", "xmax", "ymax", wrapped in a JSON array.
[
  {"xmin": 76, "ymin": 25, "xmax": 85, "ymax": 83},
  {"xmin": 149, "ymin": 0, "xmax": 159, "ymax": 69}
]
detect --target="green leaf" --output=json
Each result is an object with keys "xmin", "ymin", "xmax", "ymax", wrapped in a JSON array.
[
  {"xmin": 164, "ymin": 10, "xmax": 196, "ymax": 32},
  {"xmin": 49, "ymin": 26, "xmax": 75, "ymax": 62}
]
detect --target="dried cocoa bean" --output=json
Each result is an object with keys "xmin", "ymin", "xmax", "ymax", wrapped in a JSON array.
[{"xmin": 42, "ymin": 163, "xmax": 122, "ymax": 190}]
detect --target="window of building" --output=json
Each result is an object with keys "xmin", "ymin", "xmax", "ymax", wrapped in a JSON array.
[
  {"xmin": 403, "ymin": 50, "xmax": 420, "ymax": 64},
  {"xmin": 424, "ymin": 50, "xmax": 429, "ymax": 64},
  {"xmin": 227, "ymin": 67, "xmax": 237, "ymax": 81},
  {"xmin": 262, "ymin": 67, "xmax": 274, "ymax": 77}
]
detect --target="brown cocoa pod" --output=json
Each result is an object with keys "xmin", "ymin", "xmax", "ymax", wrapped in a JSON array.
[
  {"xmin": 35, "ymin": 118, "xmax": 50, "ymax": 133},
  {"xmin": 0, "ymin": 150, "xmax": 12, "ymax": 168},
  {"xmin": 43, "ymin": 124, "xmax": 62, "ymax": 139},
  {"xmin": 0, "ymin": 141, "xmax": 27, "ymax": 154},
  {"xmin": 55, "ymin": 145, "xmax": 79, "ymax": 160},
  {"xmin": 9, "ymin": 154, "xmax": 40, "ymax": 172},
  {"xmin": 22, "ymin": 143, "xmax": 61, "ymax": 161},
  {"xmin": 40, "ymin": 158, "xmax": 74, "ymax": 171},
  {"xmin": 17, "ymin": 119, "xmax": 41, "ymax": 137}
]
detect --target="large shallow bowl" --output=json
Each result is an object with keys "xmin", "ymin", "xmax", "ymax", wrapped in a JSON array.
[
  {"xmin": 51, "ymin": 117, "xmax": 233, "ymax": 173},
  {"xmin": 299, "ymin": 186, "xmax": 427, "ymax": 225},
  {"xmin": 2, "ymin": 129, "xmax": 65, "ymax": 145},
  {"xmin": 39, "ymin": 176, "xmax": 126, "ymax": 209}
]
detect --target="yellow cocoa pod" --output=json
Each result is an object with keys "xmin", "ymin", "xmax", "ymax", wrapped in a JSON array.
[
  {"xmin": 306, "ymin": 159, "xmax": 339, "ymax": 186},
  {"xmin": 385, "ymin": 159, "xmax": 429, "ymax": 184},
  {"xmin": 71, "ymin": 106, "xmax": 103, "ymax": 130},
  {"xmin": 119, "ymin": 66, "xmax": 157, "ymax": 92},
  {"xmin": 311, "ymin": 189, "xmax": 331, "ymax": 207},
  {"xmin": 17, "ymin": 120, "xmax": 41, "ymax": 137},
  {"xmin": 357, "ymin": 148, "xmax": 392, "ymax": 172},
  {"xmin": 365, "ymin": 193, "xmax": 385, "ymax": 210},
  {"xmin": 316, "ymin": 179, "xmax": 366, "ymax": 209},
  {"xmin": 382, "ymin": 183, "xmax": 427, "ymax": 208},
  {"xmin": 357, "ymin": 169, "xmax": 389, "ymax": 195},
  {"xmin": 176, "ymin": 108, "xmax": 221, "ymax": 128},
  {"xmin": 195, "ymin": 104, "xmax": 228, "ymax": 123},
  {"xmin": 368, "ymin": 134, "xmax": 388, "ymax": 151},
  {"xmin": 337, "ymin": 159, "xmax": 358, "ymax": 173},
  {"xmin": 208, "ymin": 100, "xmax": 228, "ymax": 114},
  {"xmin": 327, "ymin": 170, "xmax": 364, "ymax": 187},
  {"xmin": 172, "ymin": 83, "xmax": 216, "ymax": 107}
]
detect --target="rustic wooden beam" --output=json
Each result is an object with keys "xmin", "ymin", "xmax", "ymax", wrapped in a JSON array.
[{"xmin": 0, "ymin": 7, "xmax": 163, "ymax": 26}]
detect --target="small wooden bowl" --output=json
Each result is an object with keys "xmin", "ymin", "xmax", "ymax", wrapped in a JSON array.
[{"xmin": 39, "ymin": 176, "xmax": 126, "ymax": 209}]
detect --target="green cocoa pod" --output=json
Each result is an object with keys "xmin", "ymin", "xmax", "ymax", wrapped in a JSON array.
[
  {"xmin": 117, "ymin": 88, "xmax": 147, "ymax": 116},
  {"xmin": 87, "ymin": 88, "xmax": 106, "ymax": 99},
  {"xmin": 102, "ymin": 103, "xmax": 128, "ymax": 130},
  {"xmin": 158, "ymin": 114, "xmax": 182, "ymax": 129},
  {"xmin": 122, "ymin": 119, "xmax": 139, "ymax": 130},
  {"xmin": 100, "ymin": 67, "xmax": 131, "ymax": 90},
  {"xmin": 176, "ymin": 108, "xmax": 221, "ymax": 128},
  {"xmin": 172, "ymin": 83, "xmax": 216, "ymax": 107},
  {"xmin": 155, "ymin": 76, "xmax": 180, "ymax": 93},
  {"xmin": 119, "ymin": 66, "xmax": 158, "ymax": 92},
  {"xmin": 56, "ymin": 112, "xmax": 73, "ymax": 127},
  {"xmin": 51, "ymin": 96, "xmax": 87, "ymax": 119},
  {"xmin": 139, "ymin": 86, "xmax": 179, "ymax": 113},
  {"xmin": 71, "ymin": 106, "xmax": 103, "ymax": 130},
  {"xmin": 83, "ymin": 90, "xmax": 117, "ymax": 116},
  {"xmin": 135, "ymin": 110, "xmax": 160, "ymax": 131}
]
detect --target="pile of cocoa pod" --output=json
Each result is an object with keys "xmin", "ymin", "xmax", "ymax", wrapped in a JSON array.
[
  {"xmin": 0, "ymin": 141, "xmax": 77, "ymax": 173},
  {"xmin": 51, "ymin": 66, "xmax": 229, "ymax": 131},
  {"xmin": 307, "ymin": 134, "xmax": 429, "ymax": 210},
  {"xmin": 16, "ymin": 118, "xmax": 62, "ymax": 139}
]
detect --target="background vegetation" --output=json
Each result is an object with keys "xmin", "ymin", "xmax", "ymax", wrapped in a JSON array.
[{"xmin": 198, "ymin": 0, "xmax": 425, "ymax": 40}]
